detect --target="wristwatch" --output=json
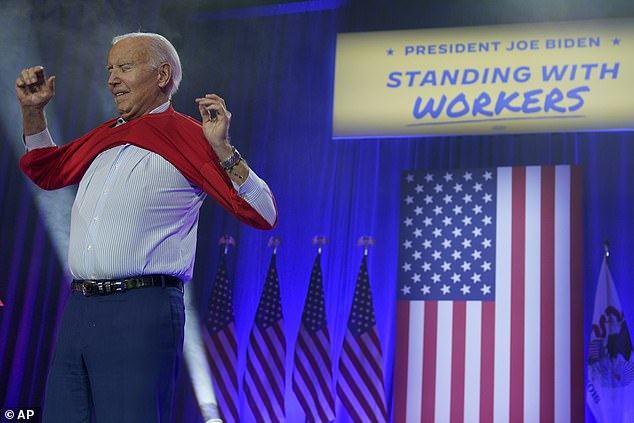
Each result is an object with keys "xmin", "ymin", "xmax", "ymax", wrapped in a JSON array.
[{"xmin": 220, "ymin": 146, "xmax": 242, "ymax": 170}]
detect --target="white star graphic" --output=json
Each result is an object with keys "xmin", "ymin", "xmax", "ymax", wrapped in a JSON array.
[
  {"xmin": 460, "ymin": 284, "xmax": 471, "ymax": 295},
  {"xmin": 401, "ymin": 285, "xmax": 411, "ymax": 295},
  {"xmin": 402, "ymin": 262, "xmax": 412, "ymax": 271},
  {"xmin": 441, "ymin": 284, "xmax": 451, "ymax": 295},
  {"xmin": 481, "ymin": 284, "xmax": 491, "ymax": 295}
]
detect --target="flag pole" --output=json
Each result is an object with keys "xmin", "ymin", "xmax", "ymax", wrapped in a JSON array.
[
  {"xmin": 312, "ymin": 235, "xmax": 328, "ymax": 255},
  {"xmin": 357, "ymin": 235, "xmax": 374, "ymax": 256},
  {"xmin": 218, "ymin": 234, "xmax": 236, "ymax": 255},
  {"xmin": 268, "ymin": 236, "xmax": 282, "ymax": 255}
]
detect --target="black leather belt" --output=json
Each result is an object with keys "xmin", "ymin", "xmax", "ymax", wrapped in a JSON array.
[{"xmin": 71, "ymin": 275, "xmax": 183, "ymax": 296}]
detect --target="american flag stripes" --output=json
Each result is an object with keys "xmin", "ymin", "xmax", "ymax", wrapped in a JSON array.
[
  {"xmin": 244, "ymin": 252, "xmax": 286, "ymax": 422},
  {"xmin": 337, "ymin": 254, "xmax": 389, "ymax": 423},
  {"xmin": 293, "ymin": 251, "xmax": 335, "ymax": 422},
  {"xmin": 394, "ymin": 166, "xmax": 584, "ymax": 423},
  {"xmin": 204, "ymin": 252, "xmax": 239, "ymax": 423}
]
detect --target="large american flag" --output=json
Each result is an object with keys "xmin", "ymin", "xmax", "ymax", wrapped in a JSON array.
[
  {"xmin": 293, "ymin": 251, "xmax": 335, "ymax": 422},
  {"xmin": 394, "ymin": 166, "xmax": 584, "ymax": 423},
  {"xmin": 204, "ymin": 252, "xmax": 239, "ymax": 423},
  {"xmin": 244, "ymin": 252, "xmax": 286, "ymax": 422},
  {"xmin": 337, "ymin": 254, "xmax": 388, "ymax": 422}
]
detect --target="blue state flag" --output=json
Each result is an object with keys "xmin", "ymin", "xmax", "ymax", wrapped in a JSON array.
[{"xmin": 586, "ymin": 256, "xmax": 634, "ymax": 422}]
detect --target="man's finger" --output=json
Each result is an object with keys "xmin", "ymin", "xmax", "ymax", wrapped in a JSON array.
[
  {"xmin": 47, "ymin": 76, "xmax": 56, "ymax": 92},
  {"xmin": 21, "ymin": 69, "xmax": 32, "ymax": 84},
  {"xmin": 35, "ymin": 68, "xmax": 46, "ymax": 86},
  {"xmin": 198, "ymin": 104, "xmax": 212, "ymax": 122}
]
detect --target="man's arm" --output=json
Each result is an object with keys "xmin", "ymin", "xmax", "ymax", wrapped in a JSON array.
[
  {"xmin": 195, "ymin": 93, "xmax": 250, "ymax": 185},
  {"xmin": 195, "ymin": 93, "xmax": 277, "ymax": 225},
  {"xmin": 15, "ymin": 66, "xmax": 56, "ymax": 136}
]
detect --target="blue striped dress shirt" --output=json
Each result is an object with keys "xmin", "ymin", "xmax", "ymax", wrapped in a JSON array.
[{"xmin": 25, "ymin": 102, "xmax": 276, "ymax": 281}]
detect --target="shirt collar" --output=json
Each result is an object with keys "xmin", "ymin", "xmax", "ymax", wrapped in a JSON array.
[{"xmin": 115, "ymin": 101, "xmax": 171, "ymax": 127}]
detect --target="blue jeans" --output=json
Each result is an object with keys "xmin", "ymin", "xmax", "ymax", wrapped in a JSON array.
[{"xmin": 42, "ymin": 286, "xmax": 185, "ymax": 423}]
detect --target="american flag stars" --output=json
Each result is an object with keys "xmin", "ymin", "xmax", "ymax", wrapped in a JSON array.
[{"xmin": 398, "ymin": 169, "xmax": 497, "ymax": 301}]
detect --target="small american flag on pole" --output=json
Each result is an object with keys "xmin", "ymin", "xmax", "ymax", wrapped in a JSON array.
[
  {"xmin": 337, "ymin": 250, "xmax": 388, "ymax": 423},
  {"xmin": 244, "ymin": 247, "xmax": 286, "ymax": 422},
  {"xmin": 204, "ymin": 250, "xmax": 239, "ymax": 423},
  {"xmin": 293, "ymin": 248, "xmax": 335, "ymax": 422},
  {"xmin": 394, "ymin": 166, "xmax": 584, "ymax": 423}
]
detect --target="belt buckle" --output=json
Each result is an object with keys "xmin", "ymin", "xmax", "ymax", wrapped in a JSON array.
[
  {"xmin": 79, "ymin": 280, "xmax": 126, "ymax": 296},
  {"xmin": 112, "ymin": 280, "xmax": 126, "ymax": 293}
]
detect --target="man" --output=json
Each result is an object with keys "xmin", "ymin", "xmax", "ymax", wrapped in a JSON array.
[{"xmin": 16, "ymin": 32, "xmax": 277, "ymax": 422}]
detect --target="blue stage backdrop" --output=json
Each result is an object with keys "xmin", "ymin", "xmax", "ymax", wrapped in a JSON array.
[{"xmin": 1, "ymin": 1, "xmax": 633, "ymax": 422}]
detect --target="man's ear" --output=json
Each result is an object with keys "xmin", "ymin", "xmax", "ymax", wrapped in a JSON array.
[{"xmin": 157, "ymin": 62, "xmax": 172, "ymax": 89}]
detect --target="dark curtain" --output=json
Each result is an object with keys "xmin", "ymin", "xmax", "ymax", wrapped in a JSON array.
[{"xmin": 1, "ymin": 1, "xmax": 633, "ymax": 422}]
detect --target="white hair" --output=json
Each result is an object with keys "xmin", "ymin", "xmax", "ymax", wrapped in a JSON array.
[{"xmin": 112, "ymin": 32, "xmax": 182, "ymax": 99}]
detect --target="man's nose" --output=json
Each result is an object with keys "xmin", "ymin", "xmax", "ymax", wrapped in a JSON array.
[{"xmin": 108, "ymin": 71, "xmax": 119, "ymax": 85}]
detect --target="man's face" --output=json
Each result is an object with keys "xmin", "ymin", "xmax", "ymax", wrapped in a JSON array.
[{"xmin": 107, "ymin": 37, "xmax": 167, "ymax": 121}]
